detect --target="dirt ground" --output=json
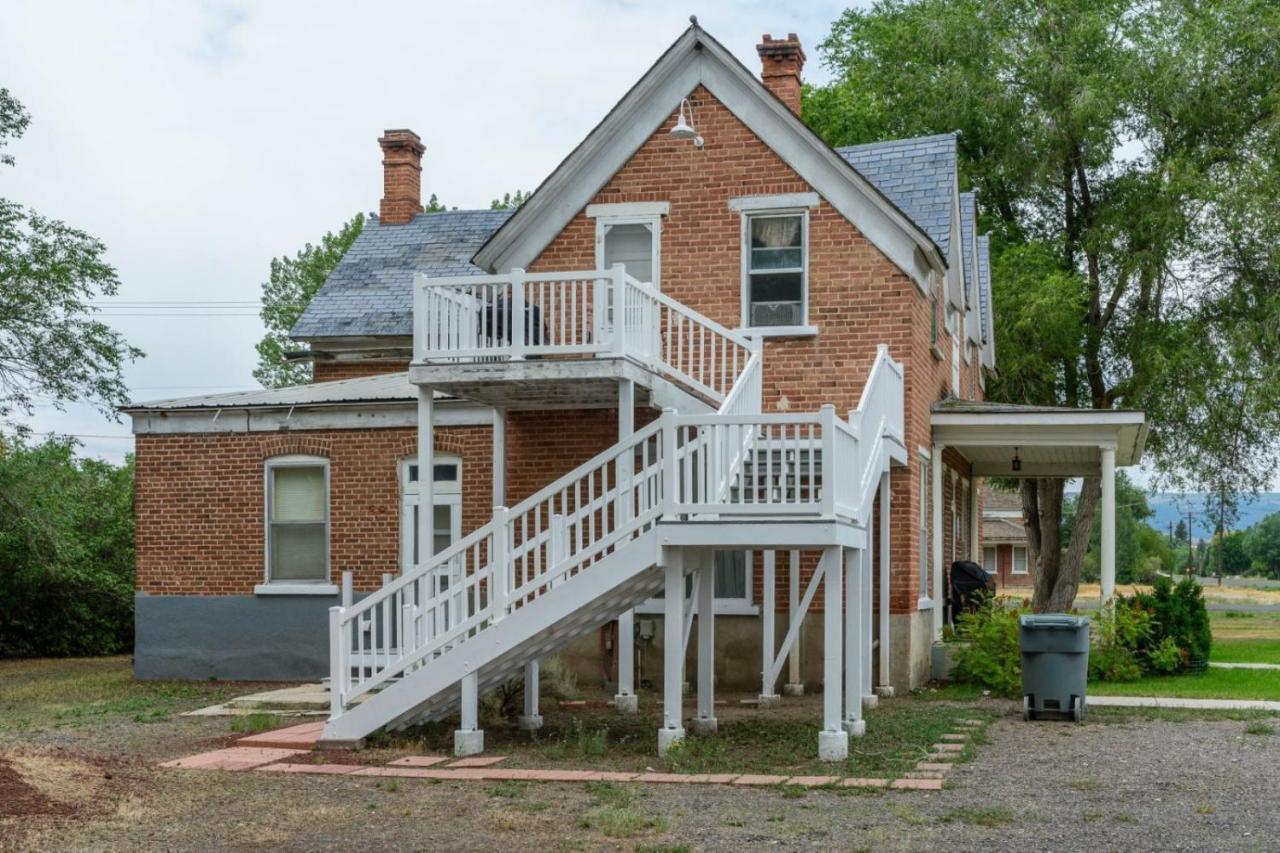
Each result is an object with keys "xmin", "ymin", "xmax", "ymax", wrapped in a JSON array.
[{"xmin": 3, "ymin": 660, "xmax": 1279, "ymax": 851}]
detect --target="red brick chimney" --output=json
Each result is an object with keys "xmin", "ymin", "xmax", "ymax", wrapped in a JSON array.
[
  {"xmin": 378, "ymin": 129, "xmax": 425, "ymax": 225},
  {"xmin": 756, "ymin": 33, "xmax": 806, "ymax": 114}
]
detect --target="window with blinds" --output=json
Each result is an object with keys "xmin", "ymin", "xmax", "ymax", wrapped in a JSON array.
[{"xmin": 266, "ymin": 460, "xmax": 328, "ymax": 583}]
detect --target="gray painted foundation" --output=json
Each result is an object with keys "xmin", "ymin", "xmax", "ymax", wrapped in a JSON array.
[{"xmin": 134, "ymin": 593, "xmax": 340, "ymax": 681}]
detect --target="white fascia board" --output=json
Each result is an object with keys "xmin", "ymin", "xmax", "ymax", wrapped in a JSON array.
[
  {"xmin": 728, "ymin": 192, "xmax": 820, "ymax": 211},
  {"xmin": 130, "ymin": 400, "xmax": 492, "ymax": 436},
  {"xmin": 587, "ymin": 201, "xmax": 670, "ymax": 218},
  {"xmin": 475, "ymin": 27, "xmax": 945, "ymax": 292}
]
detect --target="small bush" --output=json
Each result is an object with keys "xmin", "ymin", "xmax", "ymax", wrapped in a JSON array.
[
  {"xmin": 951, "ymin": 596, "xmax": 1022, "ymax": 697},
  {"xmin": 1089, "ymin": 603, "xmax": 1150, "ymax": 682}
]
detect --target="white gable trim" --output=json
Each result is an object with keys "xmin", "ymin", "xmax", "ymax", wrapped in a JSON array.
[
  {"xmin": 587, "ymin": 201, "xmax": 670, "ymax": 218},
  {"xmin": 472, "ymin": 26, "xmax": 945, "ymax": 292},
  {"xmin": 728, "ymin": 192, "xmax": 819, "ymax": 211}
]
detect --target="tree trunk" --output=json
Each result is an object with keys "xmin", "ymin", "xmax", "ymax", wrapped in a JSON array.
[{"xmin": 1023, "ymin": 477, "xmax": 1100, "ymax": 612}]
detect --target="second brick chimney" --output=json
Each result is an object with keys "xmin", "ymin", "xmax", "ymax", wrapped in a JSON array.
[
  {"xmin": 756, "ymin": 33, "xmax": 806, "ymax": 115},
  {"xmin": 378, "ymin": 129, "xmax": 425, "ymax": 225}
]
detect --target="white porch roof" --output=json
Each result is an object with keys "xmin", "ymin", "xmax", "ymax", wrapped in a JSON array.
[{"xmin": 930, "ymin": 400, "xmax": 1147, "ymax": 477}]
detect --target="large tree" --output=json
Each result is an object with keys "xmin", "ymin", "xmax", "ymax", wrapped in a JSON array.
[
  {"xmin": 0, "ymin": 88, "xmax": 141, "ymax": 427},
  {"xmin": 807, "ymin": 0, "xmax": 1280, "ymax": 610}
]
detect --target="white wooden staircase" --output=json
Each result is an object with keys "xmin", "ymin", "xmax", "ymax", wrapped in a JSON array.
[{"xmin": 320, "ymin": 267, "xmax": 904, "ymax": 748}]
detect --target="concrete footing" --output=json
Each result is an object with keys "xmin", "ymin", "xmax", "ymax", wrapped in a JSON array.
[
  {"xmin": 453, "ymin": 729, "xmax": 484, "ymax": 757},
  {"xmin": 614, "ymin": 694, "xmax": 638, "ymax": 714},
  {"xmin": 690, "ymin": 716, "xmax": 718, "ymax": 736},
  {"xmin": 818, "ymin": 729, "xmax": 849, "ymax": 761},
  {"xmin": 874, "ymin": 685, "xmax": 896, "ymax": 699},
  {"xmin": 783, "ymin": 683, "xmax": 805, "ymax": 697},
  {"xmin": 517, "ymin": 714, "xmax": 543, "ymax": 732},
  {"xmin": 757, "ymin": 693, "xmax": 782, "ymax": 708},
  {"xmin": 843, "ymin": 718, "xmax": 866, "ymax": 737},
  {"xmin": 657, "ymin": 727, "xmax": 686, "ymax": 757},
  {"xmin": 862, "ymin": 694, "xmax": 879, "ymax": 710}
]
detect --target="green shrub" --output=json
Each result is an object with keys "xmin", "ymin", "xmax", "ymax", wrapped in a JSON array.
[
  {"xmin": 1146, "ymin": 636, "xmax": 1182, "ymax": 674},
  {"xmin": 1089, "ymin": 603, "xmax": 1150, "ymax": 682},
  {"xmin": 1129, "ymin": 576, "xmax": 1212, "ymax": 668},
  {"xmin": 951, "ymin": 596, "xmax": 1022, "ymax": 697}
]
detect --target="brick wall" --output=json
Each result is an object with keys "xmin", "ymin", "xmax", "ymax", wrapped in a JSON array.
[
  {"xmin": 312, "ymin": 358, "xmax": 409, "ymax": 383},
  {"xmin": 135, "ymin": 425, "xmax": 491, "ymax": 595},
  {"xmin": 529, "ymin": 85, "xmax": 976, "ymax": 614}
]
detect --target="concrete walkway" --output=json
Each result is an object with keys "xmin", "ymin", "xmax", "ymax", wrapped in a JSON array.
[
  {"xmin": 1089, "ymin": 695, "xmax": 1280, "ymax": 712},
  {"xmin": 1208, "ymin": 661, "xmax": 1280, "ymax": 670}
]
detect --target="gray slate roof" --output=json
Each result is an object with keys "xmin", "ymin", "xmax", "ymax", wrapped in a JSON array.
[
  {"xmin": 977, "ymin": 235, "xmax": 992, "ymax": 342},
  {"xmin": 290, "ymin": 209, "xmax": 512, "ymax": 340},
  {"xmin": 836, "ymin": 133, "xmax": 958, "ymax": 256}
]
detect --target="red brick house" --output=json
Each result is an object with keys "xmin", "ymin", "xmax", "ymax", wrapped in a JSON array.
[
  {"xmin": 981, "ymin": 485, "xmax": 1034, "ymax": 590},
  {"xmin": 125, "ymin": 24, "xmax": 1145, "ymax": 758}
]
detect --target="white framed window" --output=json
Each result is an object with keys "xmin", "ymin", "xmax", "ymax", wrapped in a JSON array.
[
  {"xmin": 1012, "ymin": 546, "xmax": 1029, "ymax": 575},
  {"xmin": 638, "ymin": 550, "xmax": 757, "ymax": 615},
  {"xmin": 918, "ymin": 452, "xmax": 931, "ymax": 608},
  {"xmin": 400, "ymin": 455, "xmax": 462, "ymax": 572},
  {"xmin": 594, "ymin": 214, "xmax": 661, "ymax": 288},
  {"xmin": 983, "ymin": 545, "xmax": 997, "ymax": 574},
  {"xmin": 259, "ymin": 455, "xmax": 332, "ymax": 594},
  {"xmin": 741, "ymin": 211, "xmax": 808, "ymax": 332}
]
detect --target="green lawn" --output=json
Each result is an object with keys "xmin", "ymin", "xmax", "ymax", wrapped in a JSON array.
[
  {"xmin": 1089, "ymin": 667, "xmax": 1280, "ymax": 701},
  {"xmin": 1210, "ymin": 610, "xmax": 1280, "ymax": 664}
]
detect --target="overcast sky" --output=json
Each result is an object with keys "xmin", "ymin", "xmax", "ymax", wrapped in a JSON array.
[{"xmin": 3, "ymin": 0, "xmax": 855, "ymax": 463}]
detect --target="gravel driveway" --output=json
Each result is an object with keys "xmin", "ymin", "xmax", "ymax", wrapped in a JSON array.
[{"xmin": 5, "ymin": 707, "xmax": 1279, "ymax": 851}]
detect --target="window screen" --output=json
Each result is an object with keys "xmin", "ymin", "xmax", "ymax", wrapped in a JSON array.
[
  {"xmin": 603, "ymin": 222, "xmax": 654, "ymax": 284},
  {"xmin": 268, "ymin": 464, "xmax": 327, "ymax": 582},
  {"xmin": 747, "ymin": 214, "xmax": 804, "ymax": 327}
]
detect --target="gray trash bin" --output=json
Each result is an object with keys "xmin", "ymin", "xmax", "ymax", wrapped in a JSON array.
[{"xmin": 1020, "ymin": 614, "xmax": 1090, "ymax": 722}]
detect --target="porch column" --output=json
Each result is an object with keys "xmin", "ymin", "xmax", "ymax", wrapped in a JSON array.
[
  {"xmin": 876, "ymin": 470, "xmax": 894, "ymax": 697},
  {"xmin": 692, "ymin": 550, "xmax": 717, "ymax": 735},
  {"xmin": 819, "ymin": 546, "xmax": 848, "ymax": 760},
  {"xmin": 454, "ymin": 671, "xmax": 483, "ymax": 756},
  {"xmin": 784, "ymin": 549, "xmax": 804, "ymax": 695},
  {"xmin": 861, "ymin": 545, "xmax": 876, "ymax": 709},
  {"xmin": 417, "ymin": 388, "xmax": 434, "ymax": 571},
  {"xmin": 932, "ymin": 444, "xmax": 945, "ymax": 642},
  {"xmin": 657, "ymin": 547, "xmax": 686, "ymax": 756},
  {"xmin": 615, "ymin": 379, "xmax": 639, "ymax": 714},
  {"xmin": 843, "ymin": 547, "xmax": 865, "ymax": 736},
  {"xmin": 1100, "ymin": 445, "xmax": 1117, "ymax": 607},
  {"xmin": 760, "ymin": 550, "xmax": 780, "ymax": 705},
  {"xmin": 969, "ymin": 475, "xmax": 981, "ymax": 563}
]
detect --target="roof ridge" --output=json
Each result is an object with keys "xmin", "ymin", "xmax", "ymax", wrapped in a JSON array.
[{"xmin": 834, "ymin": 131, "xmax": 960, "ymax": 153}]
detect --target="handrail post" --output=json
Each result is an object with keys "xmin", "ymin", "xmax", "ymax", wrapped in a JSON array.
[
  {"xmin": 491, "ymin": 506, "xmax": 509, "ymax": 620},
  {"xmin": 550, "ymin": 513, "xmax": 567, "ymax": 587},
  {"xmin": 413, "ymin": 274, "xmax": 425, "ymax": 362},
  {"xmin": 820, "ymin": 404, "xmax": 836, "ymax": 518},
  {"xmin": 611, "ymin": 263, "xmax": 628, "ymax": 356},
  {"xmin": 341, "ymin": 571, "xmax": 353, "ymax": 608},
  {"xmin": 328, "ymin": 606, "xmax": 344, "ymax": 718},
  {"xmin": 661, "ymin": 408, "xmax": 678, "ymax": 519},
  {"xmin": 509, "ymin": 268, "xmax": 526, "ymax": 360}
]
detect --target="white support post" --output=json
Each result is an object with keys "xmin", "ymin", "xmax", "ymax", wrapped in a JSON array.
[
  {"xmin": 615, "ymin": 379, "xmax": 639, "ymax": 715},
  {"xmin": 491, "ymin": 507, "xmax": 509, "ymax": 621},
  {"xmin": 759, "ymin": 550, "xmax": 780, "ymax": 705},
  {"xmin": 417, "ymin": 388, "xmax": 435, "ymax": 572},
  {"xmin": 876, "ymin": 470, "xmax": 894, "ymax": 697},
  {"xmin": 784, "ymin": 549, "xmax": 804, "ymax": 696},
  {"xmin": 509, "ymin": 268, "xmax": 526, "ymax": 360},
  {"xmin": 454, "ymin": 671, "xmax": 484, "ymax": 756},
  {"xmin": 861, "ymin": 546, "xmax": 876, "ymax": 709},
  {"xmin": 932, "ymin": 444, "xmax": 945, "ymax": 642},
  {"xmin": 492, "ymin": 408, "xmax": 506, "ymax": 507},
  {"xmin": 611, "ymin": 263, "xmax": 628, "ymax": 355},
  {"xmin": 519, "ymin": 661, "xmax": 543, "ymax": 731},
  {"xmin": 341, "ymin": 571, "xmax": 353, "ymax": 609},
  {"xmin": 693, "ymin": 551, "xmax": 717, "ymax": 735},
  {"xmin": 969, "ymin": 475, "xmax": 981, "ymax": 563},
  {"xmin": 328, "ymin": 606, "xmax": 343, "ymax": 719},
  {"xmin": 658, "ymin": 548, "xmax": 686, "ymax": 757},
  {"xmin": 1101, "ymin": 446, "xmax": 1117, "ymax": 607},
  {"xmin": 819, "ymin": 547, "xmax": 848, "ymax": 761},
  {"xmin": 820, "ymin": 404, "xmax": 836, "ymax": 518},
  {"xmin": 843, "ymin": 548, "xmax": 865, "ymax": 736}
]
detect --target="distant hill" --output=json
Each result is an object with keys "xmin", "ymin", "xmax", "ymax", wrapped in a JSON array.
[{"xmin": 1146, "ymin": 493, "xmax": 1280, "ymax": 541}]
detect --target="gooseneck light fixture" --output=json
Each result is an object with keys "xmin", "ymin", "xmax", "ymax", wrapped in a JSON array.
[
  {"xmin": 1012, "ymin": 447, "xmax": 1022, "ymax": 473},
  {"xmin": 669, "ymin": 98, "xmax": 704, "ymax": 148}
]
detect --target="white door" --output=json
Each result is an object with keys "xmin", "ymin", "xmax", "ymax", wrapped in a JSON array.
[{"xmin": 400, "ymin": 457, "xmax": 463, "ymax": 631}]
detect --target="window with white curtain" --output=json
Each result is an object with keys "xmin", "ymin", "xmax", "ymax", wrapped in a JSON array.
[
  {"xmin": 1012, "ymin": 546, "xmax": 1029, "ymax": 574},
  {"xmin": 265, "ymin": 456, "xmax": 329, "ymax": 583},
  {"xmin": 744, "ymin": 212, "xmax": 806, "ymax": 328},
  {"xmin": 983, "ymin": 546, "xmax": 997, "ymax": 574}
]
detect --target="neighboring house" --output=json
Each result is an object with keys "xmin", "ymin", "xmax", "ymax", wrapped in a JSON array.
[
  {"xmin": 981, "ymin": 485, "xmax": 1033, "ymax": 589},
  {"xmin": 125, "ymin": 24, "xmax": 1146, "ymax": 757}
]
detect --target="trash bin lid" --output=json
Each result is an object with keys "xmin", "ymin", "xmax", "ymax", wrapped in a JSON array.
[{"xmin": 1019, "ymin": 613, "xmax": 1090, "ymax": 629}]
